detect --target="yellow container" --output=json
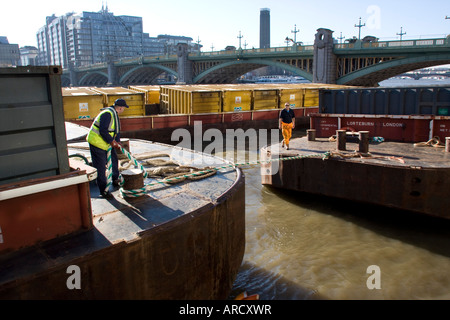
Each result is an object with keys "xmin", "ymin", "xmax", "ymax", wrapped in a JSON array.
[
  {"xmin": 303, "ymin": 88, "xmax": 320, "ymax": 107},
  {"xmin": 278, "ymin": 86, "xmax": 305, "ymax": 108},
  {"xmin": 252, "ymin": 87, "xmax": 279, "ymax": 110},
  {"xmin": 221, "ymin": 87, "xmax": 252, "ymax": 112},
  {"xmin": 61, "ymin": 87, "xmax": 105, "ymax": 120},
  {"xmin": 160, "ymin": 85, "xmax": 222, "ymax": 114},
  {"xmin": 129, "ymin": 85, "xmax": 161, "ymax": 104},
  {"xmin": 91, "ymin": 87, "xmax": 145, "ymax": 117}
]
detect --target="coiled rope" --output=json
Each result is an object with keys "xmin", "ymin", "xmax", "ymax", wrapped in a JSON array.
[{"xmin": 413, "ymin": 136, "xmax": 445, "ymax": 148}]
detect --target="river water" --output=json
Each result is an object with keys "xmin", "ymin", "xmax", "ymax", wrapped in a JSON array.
[
  {"xmin": 222, "ymin": 78, "xmax": 450, "ymax": 300},
  {"xmin": 221, "ymin": 134, "xmax": 450, "ymax": 300}
]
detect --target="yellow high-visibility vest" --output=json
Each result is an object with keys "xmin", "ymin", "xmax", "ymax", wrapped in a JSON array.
[{"xmin": 86, "ymin": 107, "xmax": 118, "ymax": 150}]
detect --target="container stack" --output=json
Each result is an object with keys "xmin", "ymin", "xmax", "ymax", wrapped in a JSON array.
[
  {"xmin": 91, "ymin": 87, "xmax": 146, "ymax": 117},
  {"xmin": 61, "ymin": 83, "xmax": 354, "ymax": 119},
  {"xmin": 159, "ymin": 83, "xmax": 353, "ymax": 115},
  {"xmin": 62, "ymin": 87, "xmax": 104, "ymax": 120}
]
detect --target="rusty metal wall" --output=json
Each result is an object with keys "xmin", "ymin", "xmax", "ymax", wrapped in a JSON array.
[{"xmin": 268, "ymin": 157, "xmax": 450, "ymax": 220}]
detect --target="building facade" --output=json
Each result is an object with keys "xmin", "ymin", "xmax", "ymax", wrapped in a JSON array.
[
  {"xmin": 19, "ymin": 46, "xmax": 39, "ymax": 66},
  {"xmin": 36, "ymin": 6, "xmax": 198, "ymax": 68},
  {"xmin": 0, "ymin": 37, "xmax": 20, "ymax": 67},
  {"xmin": 260, "ymin": 8, "xmax": 270, "ymax": 49}
]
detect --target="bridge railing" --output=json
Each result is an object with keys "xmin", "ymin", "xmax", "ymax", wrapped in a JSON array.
[
  {"xmin": 192, "ymin": 45, "xmax": 314, "ymax": 57},
  {"xmin": 335, "ymin": 37, "xmax": 448, "ymax": 50}
]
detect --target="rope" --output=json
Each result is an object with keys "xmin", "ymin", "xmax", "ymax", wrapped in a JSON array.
[
  {"xmin": 116, "ymin": 145, "xmax": 331, "ymax": 198},
  {"xmin": 413, "ymin": 136, "xmax": 445, "ymax": 148},
  {"xmin": 105, "ymin": 146, "xmax": 113, "ymax": 192},
  {"xmin": 325, "ymin": 151, "xmax": 405, "ymax": 164}
]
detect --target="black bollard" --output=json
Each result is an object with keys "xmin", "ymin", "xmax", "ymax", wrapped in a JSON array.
[
  {"xmin": 359, "ymin": 131, "xmax": 370, "ymax": 153},
  {"xmin": 336, "ymin": 130, "xmax": 346, "ymax": 151}
]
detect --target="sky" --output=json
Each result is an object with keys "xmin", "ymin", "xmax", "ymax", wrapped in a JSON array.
[{"xmin": 2, "ymin": 0, "xmax": 449, "ymax": 50}]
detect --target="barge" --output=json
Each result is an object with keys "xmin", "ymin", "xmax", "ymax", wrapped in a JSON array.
[
  {"xmin": 0, "ymin": 134, "xmax": 246, "ymax": 300},
  {"xmin": 261, "ymin": 136, "xmax": 450, "ymax": 220},
  {"xmin": 261, "ymin": 86, "xmax": 450, "ymax": 220},
  {"xmin": 0, "ymin": 66, "xmax": 245, "ymax": 299}
]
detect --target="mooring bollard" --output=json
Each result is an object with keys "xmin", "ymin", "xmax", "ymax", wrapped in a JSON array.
[
  {"xmin": 122, "ymin": 169, "xmax": 144, "ymax": 196},
  {"xmin": 446, "ymin": 137, "xmax": 450, "ymax": 153},
  {"xmin": 307, "ymin": 129, "xmax": 316, "ymax": 141},
  {"xmin": 359, "ymin": 131, "xmax": 370, "ymax": 153},
  {"xmin": 336, "ymin": 130, "xmax": 347, "ymax": 151}
]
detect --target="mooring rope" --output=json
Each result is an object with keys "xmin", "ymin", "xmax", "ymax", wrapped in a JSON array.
[
  {"xmin": 413, "ymin": 136, "xmax": 445, "ymax": 148},
  {"xmin": 115, "ymin": 145, "xmax": 331, "ymax": 198},
  {"xmin": 105, "ymin": 147, "xmax": 113, "ymax": 193}
]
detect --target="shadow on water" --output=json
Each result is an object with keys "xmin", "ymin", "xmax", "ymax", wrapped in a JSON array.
[
  {"xmin": 229, "ymin": 261, "xmax": 327, "ymax": 300},
  {"xmin": 264, "ymin": 186, "xmax": 450, "ymax": 259}
]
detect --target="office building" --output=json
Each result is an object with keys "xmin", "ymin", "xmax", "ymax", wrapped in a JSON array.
[
  {"xmin": 36, "ymin": 6, "xmax": 198, "ymax": 68},
  {"xmin": 260, "ymin": 8, "xmax": 270, "ymax": 49},
  {"xmin": 0, "ymin": 36, "xmax": 20, "ymax": 67}
]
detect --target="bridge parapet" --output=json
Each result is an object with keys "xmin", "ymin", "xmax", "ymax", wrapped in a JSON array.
[
  {"xmin": 335, "ymin": 37, "xmax": 449, "ymax": 50},
  {"xmin": 192, "ymin": 45, "xmax": 314, "ymax": 59}
]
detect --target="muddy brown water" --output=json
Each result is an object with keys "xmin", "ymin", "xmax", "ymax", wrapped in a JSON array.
[{"xmin": 218, "ymin": 131, "xmax": 450, "ymax": 300}]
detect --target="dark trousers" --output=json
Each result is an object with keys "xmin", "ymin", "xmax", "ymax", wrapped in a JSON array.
[{"xmin": 89, "ymin": 144, "xmax": 119, "ymax": 193}]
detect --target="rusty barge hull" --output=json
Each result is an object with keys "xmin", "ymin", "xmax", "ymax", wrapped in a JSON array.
[
  {"xmin": 0, "ymin": 140, "xmax": 245, "ymax": 299},
  {"xmin": 261, "ymin": 137, "xmax": 450, "ymax": 220}
]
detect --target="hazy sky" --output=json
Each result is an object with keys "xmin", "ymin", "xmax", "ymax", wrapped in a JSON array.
[{"xmin": 3, "ymin": 0, "xmax": 449, "ymax": 50}]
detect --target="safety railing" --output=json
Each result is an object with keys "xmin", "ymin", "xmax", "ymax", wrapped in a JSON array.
[{"xmin": 335, "ymin": 37, "xmax": 448, "ymax": 49}]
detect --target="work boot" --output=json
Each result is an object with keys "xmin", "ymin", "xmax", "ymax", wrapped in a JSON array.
[{"xmin": 100, "ymin": 190, "xmax": 113, "ymax": 199}]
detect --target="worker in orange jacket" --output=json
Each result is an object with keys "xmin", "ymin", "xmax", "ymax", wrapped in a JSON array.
[{"xmin": 279, "ymin": 102, "xmax": 296, "ymax": 150}]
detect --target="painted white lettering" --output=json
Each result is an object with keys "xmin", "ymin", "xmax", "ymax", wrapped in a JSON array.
[{"xmin": 383, "ymin": 123, "xmax": 403, "ymax": 127}]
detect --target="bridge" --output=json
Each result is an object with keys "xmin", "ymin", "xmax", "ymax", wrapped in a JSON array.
[{"xmin": 62, "ymin": 28, "xmax": 450, "ymax": 88}]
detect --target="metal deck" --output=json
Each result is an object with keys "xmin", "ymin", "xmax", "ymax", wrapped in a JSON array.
[
  {"xmin": 68, "ymin": 139, "xmax": 239, "ymax": 244},
  {"xmin": 277, "ymin": 136, "xmax": 450, "ymax": 169}
]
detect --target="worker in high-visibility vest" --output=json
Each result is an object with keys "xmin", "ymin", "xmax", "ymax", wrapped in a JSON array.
[{"xmin": 87, "ymin": 98, "xmax": 129, "ymax": 198}]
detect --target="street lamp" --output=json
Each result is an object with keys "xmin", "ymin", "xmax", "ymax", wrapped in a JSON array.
[
  {"xmin": 237, "ymin": 31, "xmax": 243, "ymax": 49},
  {"xmin": 354, "ymin": 17, "xmax": 366, "ymax": 40},
  {"xmin": 397, "ymin": 27, "xmax": 406, "ymax": 41},
  {"xmin": 291, "ymin": 24, "xmax": 299, "ymax": 45}
]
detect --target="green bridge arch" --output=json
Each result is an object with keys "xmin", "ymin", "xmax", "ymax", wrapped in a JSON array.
[
  {"xmin": 193, "ymin": 58, "xmax": 313, "ymax": 84},
  {"xmin": 337, "ymin": 53, "xmax": 450, "ymax": 86},
  {"xmin": 119, "ymin": 64, "xmax": 178, "ymax": 84},
  {"xmin": 79, "ymin": 71, "xmax": 109, "ymax": 86}
]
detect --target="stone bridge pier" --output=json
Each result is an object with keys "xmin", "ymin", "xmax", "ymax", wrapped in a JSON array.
[
  {"xmin": 313, "ymin": 28, "xmax": 337, "ymax": 84},
  {"xmin": 176, "ymin": 43, "xmax": 193, "ymax": 84}
]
